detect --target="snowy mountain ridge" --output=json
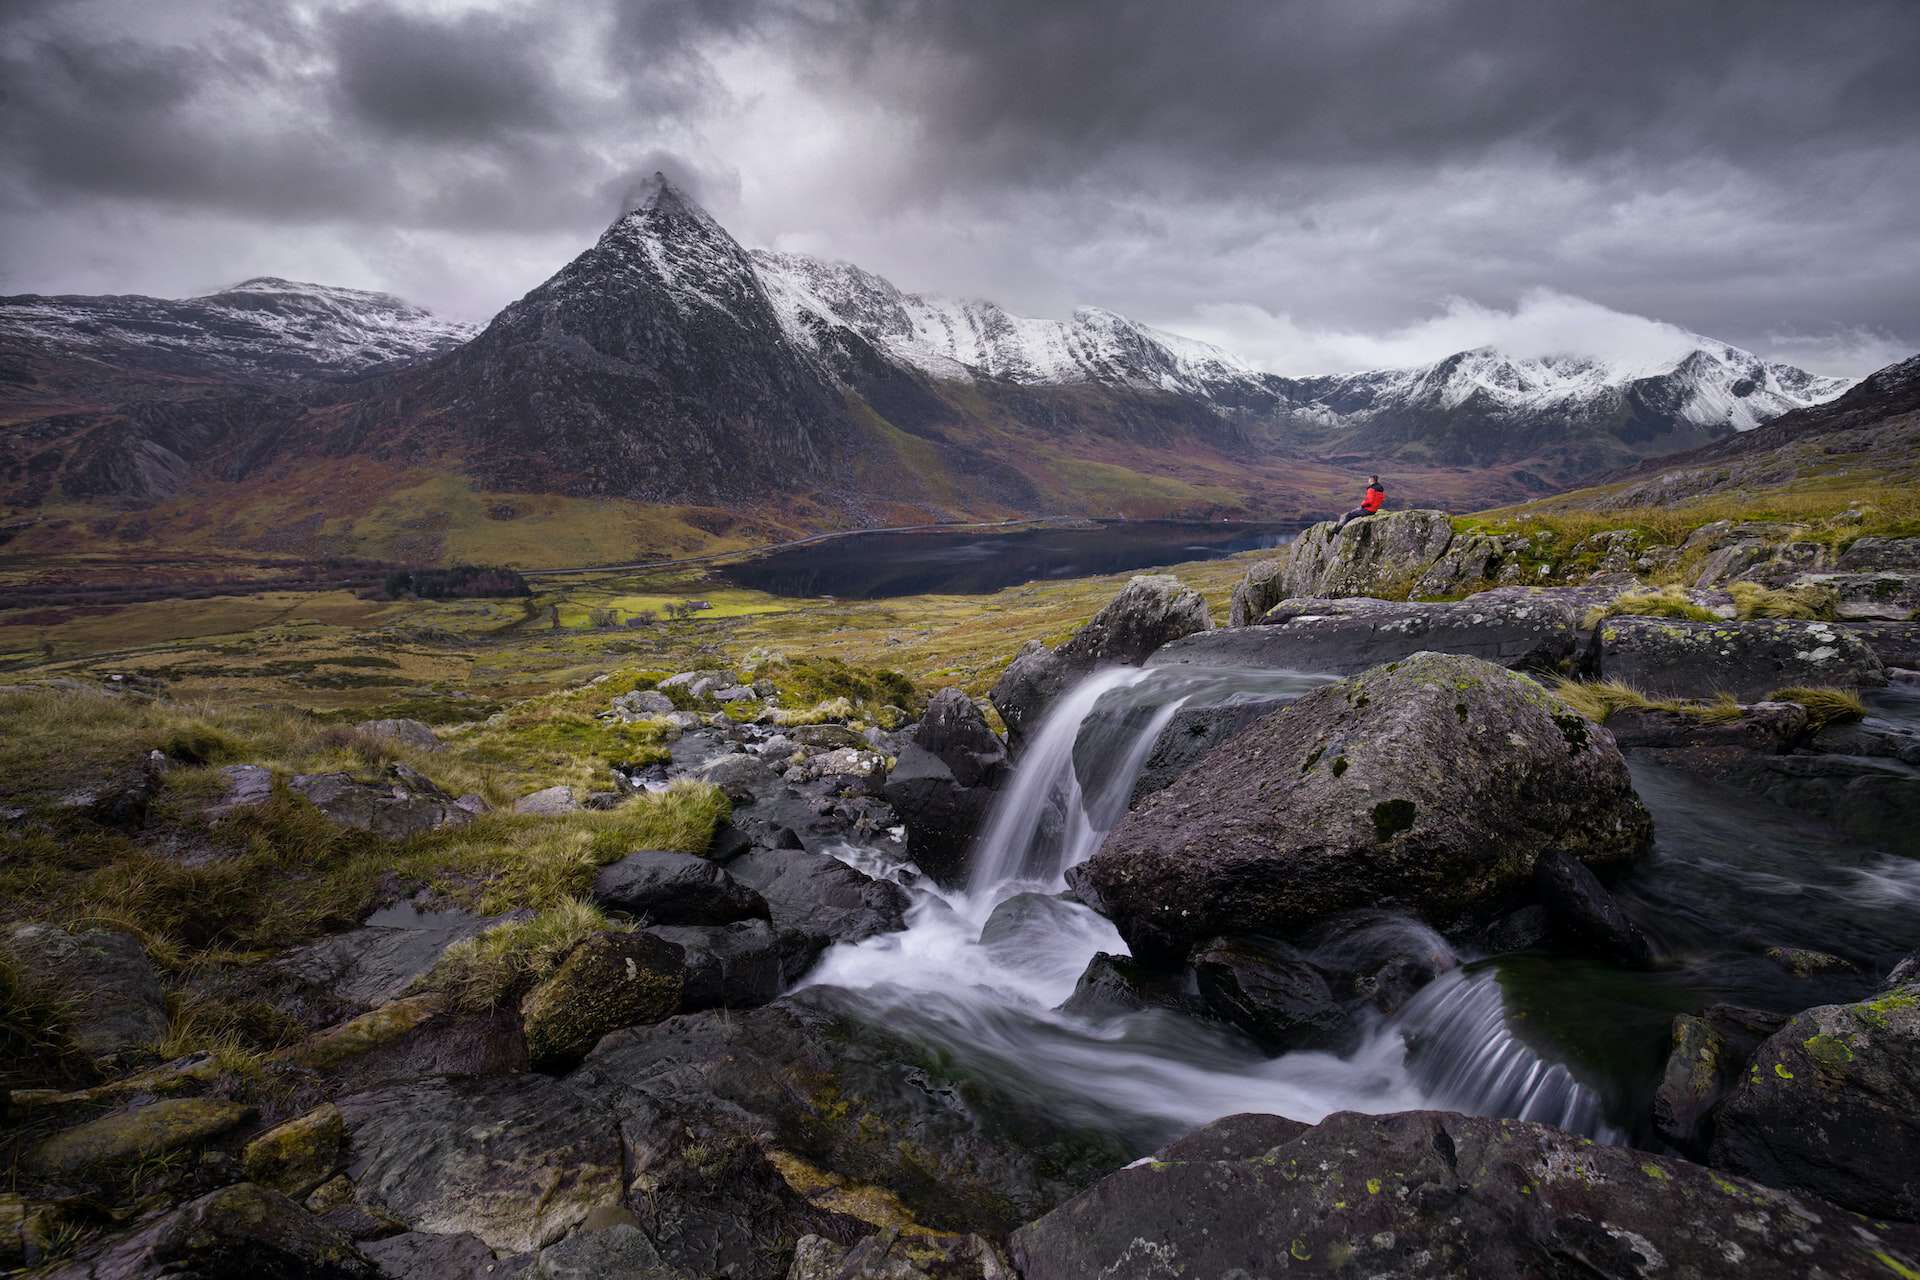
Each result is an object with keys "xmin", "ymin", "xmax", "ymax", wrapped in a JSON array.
[{"xmin": 0, "ymin": 276, "xmax": 476, "ymax": 380}]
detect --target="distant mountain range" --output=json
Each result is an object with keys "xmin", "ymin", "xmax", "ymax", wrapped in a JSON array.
[{"xmin": 0, "ymin": 174, "xmax": 1880, "ymax": 565}]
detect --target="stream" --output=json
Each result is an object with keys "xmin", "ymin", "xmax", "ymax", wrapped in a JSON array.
[{"xmin": 794, "ymin": 665, "xmax": 1920, "ymax": 1155}]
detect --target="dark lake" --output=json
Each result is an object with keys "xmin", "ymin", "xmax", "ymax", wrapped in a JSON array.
[{"xmin": 718, "ymin": 520, "xmax": 1302, "ymax": 599}]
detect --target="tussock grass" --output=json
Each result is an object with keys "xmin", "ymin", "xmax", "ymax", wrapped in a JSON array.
[
  {"xmin": 1553, "ymin": 679, "xmax": 1743, "ymax": 725},
  {"xmin": 1767, "ymin": 686, "xmax": 1867, "ymax": 729},
  {"xmin": 1727, "ymin": 581, "xmax": 1837, "ymax": 620},
  {"xmin": 1, "ymin": 942, "xmax": 81, "ymax": 1087},
  {"xmin": 1584, "ymin": 587, "xmax": 1721, "ymax": 628},
  {"xmin": 420, "ymin": 898, "xmax": 622, "ymax": 1011}
]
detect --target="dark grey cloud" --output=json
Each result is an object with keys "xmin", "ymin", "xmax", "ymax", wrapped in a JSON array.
[{"xmin": 0, "ymin": 0, "xmax": 1915, "ymax": 374}]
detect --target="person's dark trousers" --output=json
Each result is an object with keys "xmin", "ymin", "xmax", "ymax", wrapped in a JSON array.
[{"xmin": 1333, "ymin": 507, "xmax": 1370, "ymax": 531}]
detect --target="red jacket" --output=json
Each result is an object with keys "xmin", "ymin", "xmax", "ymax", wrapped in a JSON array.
[{"xmin": 1361, "ymin": 484, "xmax": 1385, "ymax": 514}]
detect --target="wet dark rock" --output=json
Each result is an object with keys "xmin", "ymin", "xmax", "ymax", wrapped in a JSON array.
[
  {"xmin": 1126, "ymin": 696, "xmax": 1284, "ymax": 806},
  {"xmin": 725, "ymin": 847, "xmax": 910, "ymax": 978},
  {"xmin": 572, "ymin": 988, "xmax": 1130, "ymax": 1237},
  {"xmin": 519, "ymin": 932, "xmax": 685, "ymax": 1071},
  {"xmin": 266, "ymin": 912, "xmax": 502, "ymax": 1027},
  {"xmin": 208, "ymin": 762, "xmax": 274, "ymax": 817},
  {"xmin": 291, "ymin": 764, "xmax": 474, "ymax": 838},
  {"xmin": 1844, "ymin": 621, "xmax": 1920, "ymax": 671},
  {"xmin": 2, "ymin": 924, "xmax": 166, "ymax": 1072},
  {"xmin": 1533, "ymin": 849, "xmax": 1659, "ymax": 969},
  {"xmin": 647, "ymin": 920, "xmax": 785, "ymax": 1010},
  {"xmin": 1710, "ymin": 978, "xmax": 1920, "ymax": 1220},
  {"xmin": 592, "ymin": 852, "xmax": 770, "ymax": 926},
  {"xmin": 1189, "ymin": 936, "xmax": 1356, "ymax": 1053},
  {"xmin": 1651, "ymin": 1014, "xmax": 1725, "ymax": 1156},
  {"xmin": 990, "ymin": 574, "xmax": 1211, "ymax": 747},
  {"xmin": 286, "ymin": 995, "xmax": 529, "ymax": 1098},
  {"xmin": 1157, "ymin": 590, "xmax": 1591, "ymax": 677},
  {"xmin": 46, "ymin": 1182, "xmax": 374, "ymax": 1279},
  {"xmin": 1055, "ymin": 952, "xmax": 1201, "ymax": 1021},
  {"xmin": 354, "ymin": 718, "xmax": 442, "ymax": 753},
  {"xmin": 1010, "ymin": 1108, "xmax": 1920, "ymax": 1280},
  {"xmin": 882, "ymin": 689, "xmax": 1008, "ymax": 886},
  {"xmin": 1303, "ymin": 912, "xmax": 1458, "ymax": 1015},
  {"xmin": 1811, "ymin": 714, "xmax": 1920, "ymax": 765},
  {"xmin": 1765, "ymin": 945, "xmax": 1861, "ymax": 976},
  {"xmin": 1078, "ymin": 653, "xmax": 1652, "ymax": 963},
  {"xmin": 699, "ymin": 753, "xmax": 783, "ymax": 804},
  {"xmin": 1598, "ymin": 616, "xmax": 1885, "ymax": 700},
  {"xmin": 337, "ymin": 1075, "xmax": 625, "ymax": 1254},
  {"xmin": 1604, "ymin": 700, "xmax": 1809, "ymax": 751},
  {"xmin": 520, "ymin": 1219, "xmax": 692, "ymax": 1279},
  {"xmin": 1480, "ymin": 904, "xmax": 1551, "ymax": 954},
  {"xmin": 58, "ymin": 767, "xmax": 158, "ymax": 831},
  {"xmin": 977, "ymin": 893, "xmax": 1085, "ymax": 950}
]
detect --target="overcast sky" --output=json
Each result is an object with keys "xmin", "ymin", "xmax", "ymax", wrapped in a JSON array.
[{"xmin": 3, "ymin": 0, "xmax": 1917, "ymax": 377}]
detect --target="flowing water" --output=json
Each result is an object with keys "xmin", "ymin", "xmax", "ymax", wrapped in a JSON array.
[{"xmin": 800, "ymin": 668, "xmax": 1920, "ymax": 1155}]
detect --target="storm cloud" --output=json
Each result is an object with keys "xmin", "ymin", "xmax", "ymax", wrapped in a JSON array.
[{"xmin": 2, "ymin": 0, "xmax": 1915, "ymax": 375}]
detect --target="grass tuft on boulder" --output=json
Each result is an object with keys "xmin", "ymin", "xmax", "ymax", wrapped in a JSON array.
[{"xmin": 1767, "ymin": 685, "xmax": 1867, "ymax": 729}]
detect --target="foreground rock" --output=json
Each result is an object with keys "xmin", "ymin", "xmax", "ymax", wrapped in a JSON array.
[
  {"xmin": 592, "ymin": 851, "xmax": 770, "ymax": 926},
  {"xmin": 291, "ymin": 764, "xmax": 474, "ymax": 837},
  {"xmin": 788, "ymin": 1228, "xmax": 1010, "ymax": 1279},
  {"xmin": 3, "ymin": 924, "xmax": 167, "ymax": 1071},
  {"xmin": 1010, "ymin": 1109, "xmax": 1920, "ymax": 1280},
  {"xmin": 1532, "ymin": 848, "xmax": 1659, "ymax": 969},
  {"xmin": 1710, "ymin": 977, "xmax": 1920, "ymax": 1220},
  {"xmin": 882, "ymin": 688, "xmax": 1009, "ymax": 885},
  {"xmin": 1075, "ymin": 653, "xmax": 1652, "ymax": 962},
  {"xmin": 1159, "ymin": 591, "xmax": 1592, "ymax": 678},
  {"xmin": 1598, "ymin": 616, "xmax": 1886, "ymax": 700},
  {"xmin": 337, "ymin": 1075, "xmax": 625, "ymax": 1253},
  {"xmin": 989, "ymin": 575, "xmax": 1211, "ymax": 746},
  {"xmin": 572, "ymin": 988, "xmax": 1130, "ymax": 1238},
  {"xmin": 1126, "ymin": 696, "xmax": 1288, "ymax": 806},
  {"xmin": 47, "ymin": 1183, "xmax": 374, "ymax": 1279},
  {"xmin": 519, "ymin": 931, "xmax": 685, "ymax": 1070}
]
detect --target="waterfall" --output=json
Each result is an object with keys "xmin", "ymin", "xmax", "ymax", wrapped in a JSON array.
[{"xmin": 803, "ymin": 663, "xmax": 1621, "ymax": 1148}]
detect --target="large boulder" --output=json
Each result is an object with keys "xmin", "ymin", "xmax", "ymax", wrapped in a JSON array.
[
  {"xmin": 519, "ymin": 931, "xmax": 685, "ymax": 1070},
  {"xmin": 989, "ymin": 575, "xmax": 1211, "ymax": 747},
  {"xmin": 592, "ymin": 851, "xmax": 770, "ymax": 926},
  {"xmin": 265, "ymin": 910, "xmax": 504, "ymax": 1027},
  {"xmin": 1532, "ymin": 849, "xmax": 1659, "ymax": 969},
  {"xmin": 1709, "ymin": 978, "xmax": 1920, "ymax": 1220},
  {"xmin": 1272, "ymin": 509, "xmax": 1457, "ymax": 598},
  {"xmin": 1074, "ymin": 653, "xmax": 1652, "ymax": 962},
  {"xmin": 336, "ymin": 1075, "xmax": 625, "ymax": 1254},
  {"xmin": 1009, "ymin": 1109, "xmax": 1920, "ymax": 1280},
  {"xmin": 291, "ymin": 764, "xmax": 474, "ymax": 838},
  {"xmin": 1598, "ymin": 616, "xmax": 1886, "ymax": 700},
  {"xmin": 3, "ymin": 924, "xmax": 167, "ymax": 1071},
  {"xmin": 1156, "ymin": 590, "xmax": 1592, "ymax": 677},
  {"xmin": 882, "ymin": 688, "xmax": 1010, "ymax": 886},
  {"xmin": 723, "ymin": 847, "xmax": 911, "ymax": 976}
]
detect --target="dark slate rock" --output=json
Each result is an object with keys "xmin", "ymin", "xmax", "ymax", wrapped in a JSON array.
[
  {"xmin": 290, "ymin": 763, "xmax": 473, "ymax": 838},
  {"xmin": 1635, "ymin": 745, "xmax": 1920, "ymax": 858},
  {"xmin": 3, "ymin": 924, "xmax": 167, "ymax": 1070},
  {"xmin": 1604, "ymin": 701, "xmax": 1809, "ymax": 751},
  {"xmin": 1189, "ymin": 936, "xmax": 1357, "ymax": 1053},
  {"xmin": 1599, "ymin": 616, "xmax": 1885, "ymax": 701},
  {"xmin": 724, "ymin": 847, "xmax": 910, "ymax": 978},
  {"xmin": 362, "ymin": 1230, "xmax": 499, "ymax": 1279},
  {"xmin": 646, "ymin": 919, "xmax": 784, "ymax": 1010},
  {"xmin": 1157, "ymin": 589, "xmax": 1591, "ymax": 677},
  {"xmin": 592, "ymin": 851, "xmax": 770, "ymax": 926},
  {"xmin": 1126, "ymin": 696, "xmax": 1285, "ymax": 807},
  {"xmin": 51, "ymin": 1182, "xmax": 375, "ymax": 1279},
  {"xmin": 1010, "ymin": 1109, "xmax": 1920, "ymax": 1280},
  {"xmin": 1055, "ymin": 952, "xmax": 1203, "ymax": 1021},
  {"xmin": 882, "ymin": 688, "xmax": 1009, "ymax": 886}
]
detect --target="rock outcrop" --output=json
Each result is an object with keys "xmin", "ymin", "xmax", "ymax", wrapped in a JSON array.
[
  {"xmin": 1074, "ymin": 653, "xmax": 1651, "ymax": 962},
  {"xmin": 3, "ymin": 924, "xmax": 167, "ymax": 1071},
  {"xmin": 290, "ymin": 764, "xmax": 474, "ymax": 838},
  {"xmin": 518, "ymin": 931, "xmax": 685, "ymax": 1070},
  {"xmin": 592, "ymin": 851, "xmax": 771, "ymax": 926},
  {"xmin": 1598, "ymin": 617, "xmax": 1886, "ymax": 700},
  {"xmin": 989, "ymin": 575, "xmax": 1211, "ymax": 746},
  {"xmin": 1009, "ymin": 1109, "xmax": 1920, "ymax": 1280}
]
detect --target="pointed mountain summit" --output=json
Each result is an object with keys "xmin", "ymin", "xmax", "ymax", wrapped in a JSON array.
[{"xmin": 373, "ymin": 173, "xmax": 854, "ymax": 503}]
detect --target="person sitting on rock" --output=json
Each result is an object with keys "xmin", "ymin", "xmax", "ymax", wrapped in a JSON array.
[{"xmin": 1333, "ymin": 475, "xmax": 1386, "ymax": 531}]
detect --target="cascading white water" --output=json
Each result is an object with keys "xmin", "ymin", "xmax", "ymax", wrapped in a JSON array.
[{"xmin": 803, "ymin": 663, "xmax": 1619, "ymax": 1149}]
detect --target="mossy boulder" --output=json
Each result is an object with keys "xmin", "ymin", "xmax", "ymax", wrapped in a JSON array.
[
  {"xmin": 26, "ymin": 1097, "xmax": 255, "ymax": 1177},
  {"xmin": 242, "ymin": 1103, "xmax": 345, "ymax": 1198},
  {"xmin": 1011, "ymin": 1109, "xmax": 1920, "ymax": 1280},
  {"xmin": 1074, "ymin": 652, "xmax": 1652, "ymax": 963},
  {"xmin": 519, "ymin": 931, "xmax": 683, "ymax": 1070},
  {"xmin": 1710, "ymin": 980, "xmax": 1920, "ymax": 1220}
]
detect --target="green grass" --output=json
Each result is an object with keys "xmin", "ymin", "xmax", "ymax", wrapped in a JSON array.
[
  {"xmin": 1727, "ymin": 581, "xmax": 1837, "ymax": 620},
  {"xmin": 419, "ymin": 898, "xmax": 622, "ymax": 1011},
  {"xmin": 1553, "ymin": 679, "xmax": 1743, "ymax": 725},
  {"xmin": 1584, "ymin": 586, "xmax": 1720, "ymax": 628}
]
